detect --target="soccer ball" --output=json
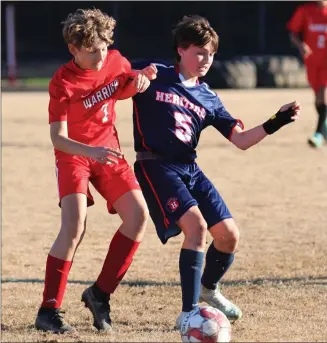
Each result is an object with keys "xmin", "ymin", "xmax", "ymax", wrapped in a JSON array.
[{"xmin": 180, "ymin": 306, "xmax": 231, "ymax": 343}]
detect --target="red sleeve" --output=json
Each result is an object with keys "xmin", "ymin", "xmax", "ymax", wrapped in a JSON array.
[
  {"xmin": 116, "ymin": 53, "xmax": 134, "ymax": 88},
  {"xmin": 105, "ymin": 50, "xmax": 132, "ymax": 79},
  {"xmin": 104, "ymin": 50, "xmax": 134, "ymax": 99},
  {"xmin": 120, "ymin": 55, "xmax": 132, "ymax": 74},
  {"xmin": 287, "ymin": 5, "xmax": 306, "ymax": 33},
  {"xmin": 119, "ymin": 71, "xmax": 138, "ymax": 86},
  {"xmin": 48, "ymin": 73, "xmax": 69, "ymax": 124},
  {"xmin": 115, "ymin": 71, "xmax": 138, "ymax": 99}
]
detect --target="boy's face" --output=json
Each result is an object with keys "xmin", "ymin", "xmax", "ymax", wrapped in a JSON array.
[
  {"xmin": 69, "ymin": 40, "xmax": 108, "ymax": 71},
  {"xmin": 178, "ymin": 42, "xmax": 215, "ymax": 77}
]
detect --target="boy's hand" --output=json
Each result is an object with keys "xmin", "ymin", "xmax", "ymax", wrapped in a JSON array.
[
  {"xmin": 87, "ymin": 146, "xmax": 123, "ymax": 164},
  {"xmin": 141, "ymin": 63, "xmax": 158, "ymax": 80},
  {"xmin": 279, "ymin": 101, "xmax": 301, "ymax": 120},
  {"xmin": 119, "ymin": 64, "xmax": 157, "ymax": 98},
  {"xmin": 299, "ymin": 42, "xmax": 312, "ymax": 59},
  {"xmin": 263, "ymin": 101, "xmax": 301, "ymax": 135},
  {"xmin": 133, "ymin": 73, "xmax": 151, "ymax": 93}
]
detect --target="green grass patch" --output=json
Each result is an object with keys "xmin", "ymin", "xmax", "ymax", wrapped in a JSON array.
[
  {"xmin": 1, "ymin": 78, "xmax": 51, "ymax": 88},
  {"xmin": 22, "ymin": 78, "xmax": 50, "ymax": 86}
]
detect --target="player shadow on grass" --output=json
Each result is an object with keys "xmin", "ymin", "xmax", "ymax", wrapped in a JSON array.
[{"xmin": 2, "ymin": 275, "xmax": 327, "ymax": 287}]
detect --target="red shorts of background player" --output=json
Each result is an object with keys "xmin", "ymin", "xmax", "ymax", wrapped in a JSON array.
[
  {"xmin": 305, "ymin": 60, "xmax": 327, "ymax": 94},
  {"xmin": 56, "ymin": 155, "xmax": 141, "ymax": 213}
]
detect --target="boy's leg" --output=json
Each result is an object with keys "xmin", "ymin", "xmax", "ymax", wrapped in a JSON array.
[
  {"xmin": 81, "ymin": 160, "xmax": 147, "ymax": 331},
  {"xmin": 307, "ymin": 65, "xmax": 327, "ymax": 148},
  {"xmin": 175, "ymin": 206, "xmax": 207, "ymax": 329},
  {"xmin": 190, "ymin": 166, "xmax": 242, "ymax": 321},
  {"xmin": 309, "ymin": 98, "xmax": 327, "ymax": 148},
  {"xmin": 134, "ymin": 161, "xmax": 204, "ymax": 329},
  {"xmin": 202, "ymin": 218, "xmax": 239, "ymax": 288},
  {"xmin": 313, "ymin": 84, "xmax": 327, "ymax": 143},
  {"xmin": 36, "ymin": 194, "xmax": 88, "ymax": 333},
  {"xmin": 201, "ymin": 219, "xmax": 242, "ymax": 322},
  {"xmin": 35, "ymin": 157, "xmax": 92, "ymax": 334}
]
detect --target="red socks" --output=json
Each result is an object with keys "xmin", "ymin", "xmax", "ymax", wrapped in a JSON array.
[
  {"xmin": 40, "ymin": 230, "xmax": 140, "ymax": 308},
  {"xmin": 96, "ymin": 230, "xmax": 140, "ymax": 294},
  {"xmin": 41, "ymin": 255, "xmax": 72, "ymax": 309}
]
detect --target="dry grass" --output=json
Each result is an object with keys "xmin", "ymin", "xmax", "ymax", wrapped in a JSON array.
[{"xmin": 2, "ymin": 89, "xmax": 327, "ymax": 342}]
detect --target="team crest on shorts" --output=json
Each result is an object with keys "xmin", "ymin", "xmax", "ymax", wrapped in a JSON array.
[{"xmin": 167, "ymin": 197, "xmax": 180, "ymax": 212}]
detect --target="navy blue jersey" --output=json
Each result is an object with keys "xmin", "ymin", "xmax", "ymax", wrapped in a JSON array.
[{"xmin": 132, "ymin": 61, "xmax": 243, "ymax": 162}]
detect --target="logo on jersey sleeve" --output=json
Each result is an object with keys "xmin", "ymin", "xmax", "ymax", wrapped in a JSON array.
[
  {"xmin": 81, "ymin": 91, "xmax": 92, "ymax": 98},
  {"xmin": 83, "ymin": 79, "xmax": 120, "ymax": 109},
  {"xmin": 166, "ymin": 197, "xmax": 180, "ymax": 212}
]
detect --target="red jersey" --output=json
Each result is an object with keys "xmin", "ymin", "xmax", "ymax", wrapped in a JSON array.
[
  {"xmin": 49, "ymin": 50, "xmax": 131, "ymax": 159},
  {"xmin": 287, "ymin": 3, "xmax": 327, "ymax": 65}
]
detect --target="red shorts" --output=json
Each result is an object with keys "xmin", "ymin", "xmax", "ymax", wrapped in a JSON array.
[
  {"xmin": 55, "ymin": 156, "xmax": 141, "ymax": 213},
  {"xmin": 305, "ymin": 61, "xmax": 327, "ymax": 94}
]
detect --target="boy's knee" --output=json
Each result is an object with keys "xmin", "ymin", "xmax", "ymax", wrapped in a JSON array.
[
  {"xmin": 225, "ymin": 227, "xmax": 240, "ymax": 252},
  {"xmin": 120, "ymin": 202, "xmax": 149, "ymax": 242},
  {"xmin": 61, "ymin": 217, "xmax": 86, "ymax": 244},
  {"xmin": 212, "ymin": 223, "xmax": 240, "ymax": 253},
  {"xmin": 185, "ymin": 221, "xmax": 208, "ymax": 251},
  {"xmin": 127, "ymin": 203, "xmax": 149, "ymax": 228}
]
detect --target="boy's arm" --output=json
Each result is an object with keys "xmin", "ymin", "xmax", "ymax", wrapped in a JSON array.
[
  {"xmin": 287, "ymin": 6, "xmax": 311, "ymax": 58},
  {"xmin": 117, "ymin": 72, "xmax": 150, "ymax": 100},
  {"xmin": 230, "ymin": 102, "xmax": 301, "ymax": 150},
  {"xmin": 117, "ymin": 64, "xmax": 158, "ymax": 100},
  {"xmin": 50, "ymin": 121, "xmax": 123, "ymax": 164},
  {"xmin": 289, "ymin": 32, "xmax": 312, "ymax": 59},
  {"xmin": 289, "ymin": 31, "xmax": 303, "ymax": 50},
  {"xmin": 49, "ymin": 78, "xmax": 122, "ymax": 164},
  {"xmin": 50, "ymin": 121, "xmax": 91, "ymax": 156}
]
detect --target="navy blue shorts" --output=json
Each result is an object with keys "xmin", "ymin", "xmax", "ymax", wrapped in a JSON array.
[{"xmin": 134, "ymin": 160, "xmax": 232, "ymax": 244}]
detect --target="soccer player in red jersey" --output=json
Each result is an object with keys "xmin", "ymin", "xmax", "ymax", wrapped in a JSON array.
[
  {"xmin": 287, "ymin": 0, "xmax": 327, "ymax": 148},
  {"xmin": 34, "ymin": 8, "xmax": 156, "ymax": 334}
]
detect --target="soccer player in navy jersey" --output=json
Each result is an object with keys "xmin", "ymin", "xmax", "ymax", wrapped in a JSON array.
[{"xmin": 132, "ymin": 15, "xmax": 301, "ymax": 330}]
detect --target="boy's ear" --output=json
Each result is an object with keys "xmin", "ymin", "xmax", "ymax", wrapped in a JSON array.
[
  {"xmin": 68, "ymin": 44, "xmax": 78, "ymax": 56},
  {"xmin": 177, "ymin": 47, "xmax": 184, "ymax": 58}
]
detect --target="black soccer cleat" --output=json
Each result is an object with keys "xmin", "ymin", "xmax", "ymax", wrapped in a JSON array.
[
  {"xmin": 35, "ymin": 307, "xmax": 74, "ymax": 334},
  {"xmin": 81, "ymin": 286, "xmax": 112, "ymax": 332}
]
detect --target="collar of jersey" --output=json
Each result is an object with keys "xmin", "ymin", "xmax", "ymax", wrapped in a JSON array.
[
  {"xmin": 175, "ymin": 64, "xmax": 200, "ymax": 88},
  {"xmin": 70, "ymin": 54, "xmax": 109, "ymax": 76}
]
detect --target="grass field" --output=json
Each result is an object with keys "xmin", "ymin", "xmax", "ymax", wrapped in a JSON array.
[
  {"xmin": 1, "ymin": 78, "xmax": 51, "ymax": 89},
  {"xmin": 2, "ymin": 89, "xmax": 327, "ymax": 342}
]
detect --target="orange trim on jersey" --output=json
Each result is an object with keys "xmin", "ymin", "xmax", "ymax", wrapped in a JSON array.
[
  {"xmin": 228, "ymin": 119, "xmax": 244, "ymax": 141},
  {"xmin": 139, "ymin": 161, "xmax": 170, "ymax": 229},
  {"xmin": 133, "ymin": 100, "xmax": 151, "ymax": 151}
]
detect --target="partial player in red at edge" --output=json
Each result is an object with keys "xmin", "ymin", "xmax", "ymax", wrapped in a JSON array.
[{"xmin": 287, "ymin": 0, "xmax": 327, "ymax": 148}]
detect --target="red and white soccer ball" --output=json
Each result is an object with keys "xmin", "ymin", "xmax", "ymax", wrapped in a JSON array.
[{"xmin": 180, "ymin": 306, "xmax": 231, "ymax": 343}]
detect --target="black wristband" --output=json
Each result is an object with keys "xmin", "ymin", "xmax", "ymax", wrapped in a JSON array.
[{"xmin": 263, "ymin": 107, "xmax": 295, "ymax": 135}]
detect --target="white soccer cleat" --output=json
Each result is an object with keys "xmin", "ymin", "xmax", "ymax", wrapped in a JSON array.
[{"xmin": 199, "ymin": 284, "xmax": 242, "ymax": 322}]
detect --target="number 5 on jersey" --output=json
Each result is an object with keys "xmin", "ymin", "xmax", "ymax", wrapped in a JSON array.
[{"xmin": 174, "ymin": 111, "xmax": 192, "ymax": 143}]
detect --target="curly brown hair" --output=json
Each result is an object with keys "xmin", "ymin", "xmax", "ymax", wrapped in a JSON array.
[
  {"xmin": 62, "ymin": 8, "xmax": 116, "ymax": 48},
  {"xmin": 172, "ymin": 15, "xmax": 219, "ymax": 61}
]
